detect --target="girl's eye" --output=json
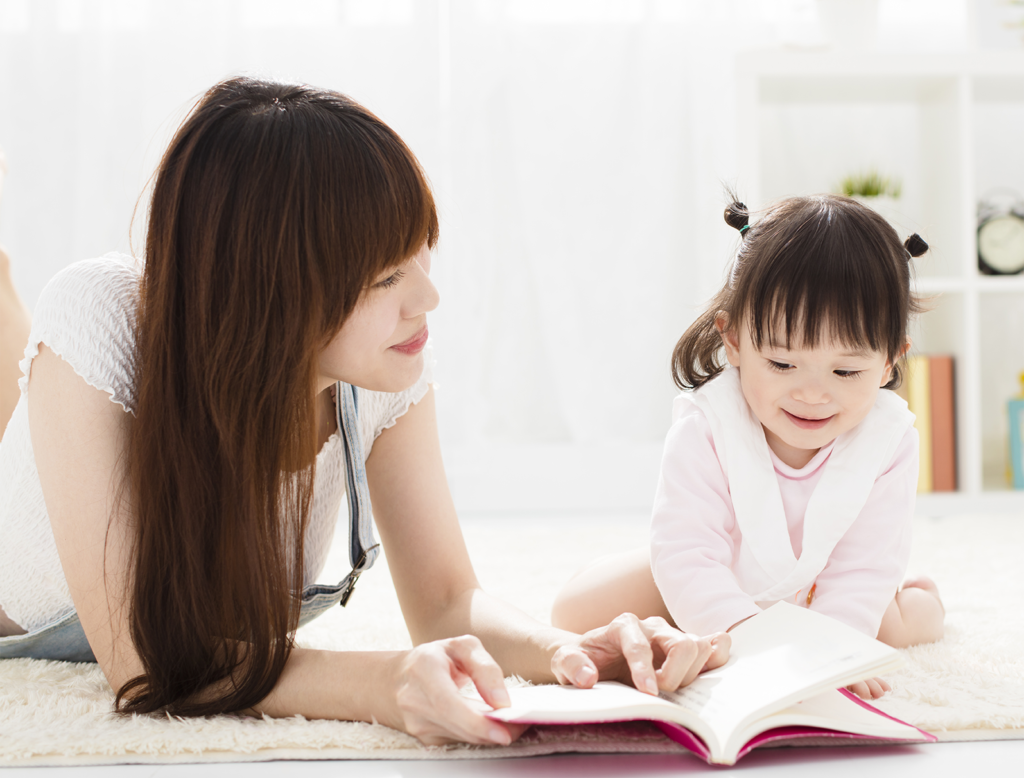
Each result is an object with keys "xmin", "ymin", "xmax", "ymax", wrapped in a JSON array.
[
  {"xmin": 767, "ymin": 360, "xmax": 793, "ymax": 372},
  {"xmin": 834, "ymin": 370, "xmax": 863, "ymax": 379},
  {"xmin": 375, "ymin": 269, "xmax": 405, "ymax": 289}
]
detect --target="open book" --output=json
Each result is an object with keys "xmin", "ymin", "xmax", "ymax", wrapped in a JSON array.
[{"xmin": 488, "ymin": 602, "xmax": 935, "ymax": 765}]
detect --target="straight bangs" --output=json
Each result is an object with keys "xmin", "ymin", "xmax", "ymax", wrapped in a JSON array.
[
  {"xmin": 736, "ymin": 196, "xmax": 911, "ymax": 363},
  {"xmin": 301, "ymin": 93, "xmax": 439, "ymax": 339}
]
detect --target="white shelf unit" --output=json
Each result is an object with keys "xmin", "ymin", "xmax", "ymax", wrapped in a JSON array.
[{"xmin": 736, "ymin": 50, "xmax": 1024, "ymax": 514}]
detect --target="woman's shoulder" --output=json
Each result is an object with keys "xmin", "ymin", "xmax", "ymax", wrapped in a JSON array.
[
  {"xmin": 34, "ymin": 253, "xmax": 142, "ymax": 327},
  {"xmin": 21, "ymin": 253, "xmax": 142, "ymax": 413}
]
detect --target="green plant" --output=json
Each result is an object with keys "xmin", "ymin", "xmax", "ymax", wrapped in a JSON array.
[{"xmin": 837, "ymin": 170, "xmax": 902, "ymax": 199}]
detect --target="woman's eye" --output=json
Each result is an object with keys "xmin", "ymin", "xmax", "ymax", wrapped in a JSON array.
[
  {"xmin": 834, "ymin": 370, "xmax": 863, "ymax": 379},
  {"xmin": 375, "ymin": 269, "xmax": 405, "ymax": 289},
  {"xmin": 768, "ymin": 360, "xmax": 792, "ymax": 372}
]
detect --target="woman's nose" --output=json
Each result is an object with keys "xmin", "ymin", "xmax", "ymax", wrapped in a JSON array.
[{"xmin": 404, "ymin": 251, "xmax": 440, "ymax": 317}]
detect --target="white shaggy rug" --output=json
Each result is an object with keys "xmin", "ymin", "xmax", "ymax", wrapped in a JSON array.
[{"xmin": 1, "ymin": 513, "xmax": 1022, "ymax": 767}]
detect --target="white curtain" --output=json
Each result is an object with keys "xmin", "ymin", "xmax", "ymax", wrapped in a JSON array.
[{"xmin": 0, "ymin": 0, "xmax": 973, "ymax": 512}]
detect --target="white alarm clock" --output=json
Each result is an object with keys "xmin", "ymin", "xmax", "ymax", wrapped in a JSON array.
[{"xmin": 978, "ymin": 193, "xmax": 1024, "ymax": 276}]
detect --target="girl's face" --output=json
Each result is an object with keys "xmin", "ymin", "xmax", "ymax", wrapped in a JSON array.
[
  {"xmin": 718, "ymin": 316, "xmax": 907, "ymax": 470},
  {"xmin": 318, "ymin": 243, "xmax": 439, "ymax": 394}
]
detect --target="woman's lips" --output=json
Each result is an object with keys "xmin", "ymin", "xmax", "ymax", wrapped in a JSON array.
[
  {"xmin": 391, "ymin": 326, "xmax": 428, "ymax": 355},
  {"xmin": 784, "ymin": 409, "xmax": 834, "ymax": 430}
]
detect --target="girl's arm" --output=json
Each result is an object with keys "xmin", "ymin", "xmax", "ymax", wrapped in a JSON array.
[{"xmin": 365, "ymin": 387, "xmax": 729, "ymax": 705}]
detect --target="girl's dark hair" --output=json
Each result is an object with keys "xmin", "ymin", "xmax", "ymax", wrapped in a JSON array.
[
  {"xmin": 119, "ymin": 76, "xmax": 437, "ymax": 716},
  {"xmin": 672, "ymin": 194, "xmax": 926, "ymax": 391}
]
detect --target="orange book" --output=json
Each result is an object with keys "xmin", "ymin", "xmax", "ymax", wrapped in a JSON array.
[{"xmin": 929, "ymin": 355, "xmax": 957, "ymax": 492}]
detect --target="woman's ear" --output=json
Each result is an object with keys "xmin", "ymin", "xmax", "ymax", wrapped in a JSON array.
[{"xmin": 716, "ymin": 313, "xmax": 741, "ymax": 367}]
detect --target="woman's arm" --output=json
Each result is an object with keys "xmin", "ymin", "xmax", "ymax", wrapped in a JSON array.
[
  {"xmin": 366, "ymin": 387, "xmax": 728, "ymax": 698},
  {"xmin": 29, "ymin": 346, "xmax": 512, "ymax": 744},
  {"xmin": 31, "ymin": 349, "xmax": 722, "ymax": 744}
]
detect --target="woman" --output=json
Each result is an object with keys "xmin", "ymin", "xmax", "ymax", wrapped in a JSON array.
[{"xmin": 0, "ymin": 77, "xmax": 728, "ymax": 745}]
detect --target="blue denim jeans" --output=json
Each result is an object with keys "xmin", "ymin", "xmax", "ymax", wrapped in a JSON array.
[{"xmin": 0, "ymin": 577, "xmax": 355, "ymax": 663}]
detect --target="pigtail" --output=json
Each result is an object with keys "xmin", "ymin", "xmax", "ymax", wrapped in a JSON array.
[
  {"xmin": 724, "ymin": 201, "xmax": 751, "ymax": 235},
  {"xmin": 671, "ymin": 200, "xmax": 754, "ymax": 391},
  {"xmin": 672, "ymin": 291, "xmax": 732, "ymax": 391},
  {"xmin": 904, "ymin": 233, "xmax": 928, "ymax": 258}
]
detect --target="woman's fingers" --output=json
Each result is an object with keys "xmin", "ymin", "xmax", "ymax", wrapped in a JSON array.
[
  {"xmin": 393, "ymin": 636, "xmax": 515, "ymax": 746},
  {"xmin": 446, "ymin": 635, "xmax": 511, "ymax": 711},
  {"xmin": 636, "ymin": 618, "xmax": 704, "ymax": 691},
  {"xmin": 550, "ymin": 644, "xmax": 599, "ymax": 688},
  {"xmin": 556, "ymin": 614, "xmax": 732, "ymax": 696},
  {"xmin": 606, "ymin": 614, "xmax": 659, "ymax": 694},
  {"xmin": 703, "ymin": 632, "xmax": 731, "ymax": 672}
]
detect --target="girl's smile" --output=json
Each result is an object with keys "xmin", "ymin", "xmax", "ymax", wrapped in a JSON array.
[
  {"xmin": 718, "ymin": 316, "xmax": 907, "ymax": 470},
  {"xmin": 783, "ymin": 409, "xmax": 835, "ymax": 430}
]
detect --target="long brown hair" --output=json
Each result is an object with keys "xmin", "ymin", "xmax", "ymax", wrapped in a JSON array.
[
  {"xmin": 672, "ymin": 194, "xmax": 927, "ymax": 392},
  {"xmin": 118, "ymin": 76, "xmax": 437, "ymax": 715}
]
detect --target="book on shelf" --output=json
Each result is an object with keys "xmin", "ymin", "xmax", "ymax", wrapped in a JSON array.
[
  {"xmin": 896, "ymin": 354, "xmax": 957, "ymax": 493},
  {"xmin": 485, "ymin": 602, "xmax": 934, "ymax": 766}
]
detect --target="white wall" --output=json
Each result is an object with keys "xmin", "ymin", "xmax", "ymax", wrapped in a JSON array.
[{"xmin": 0, "ymin": 0, "xmax": 1005, "ymax": 514}]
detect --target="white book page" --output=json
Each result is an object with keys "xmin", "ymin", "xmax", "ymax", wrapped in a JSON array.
[
  {"xmin": 744, "ymin": 688, "xmax": 928, "ymax": 742},
  {"xmin": 488, "ymin": 682, "xmax": 691, "ymax": 725},
  {"xmin": 662, "ymin": 602, "xmax": 903, "ymax": 759},
  {"xmin": 488, "ymin": 603, "xmax": 904, "ymax": 762}
]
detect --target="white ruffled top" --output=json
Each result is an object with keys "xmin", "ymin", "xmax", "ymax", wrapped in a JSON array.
[{"xmin": 0, "ymin": 254, "xmax": 432, "ymax": 633}]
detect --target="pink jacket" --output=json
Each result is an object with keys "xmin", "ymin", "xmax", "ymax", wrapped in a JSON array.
[{"xmin": 650, "ymin": 367, "xmax": 918, "ymax": 637}]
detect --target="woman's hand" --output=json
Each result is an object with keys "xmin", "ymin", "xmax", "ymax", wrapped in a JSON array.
[
  {"xmin": 550, "ymin": 614, "xmax": 730, "ymax": 695},
  {"xmin": 381, "ymin": 635, "xmax": 526, "ymax": 747}
]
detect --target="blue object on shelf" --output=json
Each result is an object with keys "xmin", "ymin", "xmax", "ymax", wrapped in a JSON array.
[{"xmin": 1010, "ymin": 397, "xmax": 1024, "ymax": 490}]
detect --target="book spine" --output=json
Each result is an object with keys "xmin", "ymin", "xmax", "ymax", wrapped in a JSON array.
[
  {"xmin": 928, "ymin": 355, "xmax": 956, "ymax": 492},
  {"xmin": 905, "ymin": 355, "xmax": 932, "ymax": 494}
]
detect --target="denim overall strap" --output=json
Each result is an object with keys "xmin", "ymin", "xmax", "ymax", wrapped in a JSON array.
[{"xmin": 333, "ymin": 381, "xmax": 380, "ymax": 606}]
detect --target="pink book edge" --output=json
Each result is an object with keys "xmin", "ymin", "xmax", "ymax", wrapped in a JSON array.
[{"xmin": 490, "ymin": 688, "xmax": 935, "ymax": 766}]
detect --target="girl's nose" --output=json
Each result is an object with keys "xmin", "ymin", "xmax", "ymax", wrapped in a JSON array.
[{"xmin": 793, "ymin": 380, "xmax": 829, "ymax": 405}]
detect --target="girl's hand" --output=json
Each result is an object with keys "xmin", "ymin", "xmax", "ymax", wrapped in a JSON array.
[
  {"xmin": 550, "ymin": 614, "xmax": 730, "ymax": 694},
  {"xmin": 847, "ymin": 676, "xmax": 890, "ymax": 700},
  {"xmin": 381, "ymin": 635, "xmax": 526, "ymax": 746}
]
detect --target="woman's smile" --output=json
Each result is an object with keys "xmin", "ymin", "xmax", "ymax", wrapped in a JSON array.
[{"xmin": 391, "ymin": 325, "xmax": 429, "ymax": 355}]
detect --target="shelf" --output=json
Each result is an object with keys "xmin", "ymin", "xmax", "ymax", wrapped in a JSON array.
[
  {"xmin": 736, "ymin": 48, "xmax": 1024, "ymax": 499},
  {"xmin": 974, "ymin": 275, "xmax": 1024, "ymax": 292}
]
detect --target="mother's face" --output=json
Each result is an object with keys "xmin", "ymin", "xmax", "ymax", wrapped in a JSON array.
[{"xmin": 318, "ymin": 244, "xmax": 439, "ymax": 394}]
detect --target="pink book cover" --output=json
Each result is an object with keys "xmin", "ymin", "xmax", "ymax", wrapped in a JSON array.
[{"xmin": 651, "ymin": 689, "xmax": 936, "ymax": 764}]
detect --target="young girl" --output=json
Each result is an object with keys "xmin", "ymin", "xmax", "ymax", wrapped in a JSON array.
[
  {"xmin": 0, "ymin": 77, "xmax": 728, "ymax": 744},
  {"xmin": 553, "ymin": 194, "xmax": 945, "ymax": 699}
]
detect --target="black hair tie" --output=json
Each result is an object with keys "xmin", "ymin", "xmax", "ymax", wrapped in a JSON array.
[{"xmin": 904, "ymin": 233, "xmax": 928, "ymax": 258}]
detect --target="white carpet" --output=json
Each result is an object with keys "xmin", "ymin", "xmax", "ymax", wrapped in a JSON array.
[{"xmin": 1, "ymin": 513, "xmax": 1022, "ymax": 766}]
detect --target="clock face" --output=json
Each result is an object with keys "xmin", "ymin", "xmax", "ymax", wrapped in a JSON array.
[{"xmin": 979, "ymin": 214, "xmax": 1024, "ymax": 274}]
